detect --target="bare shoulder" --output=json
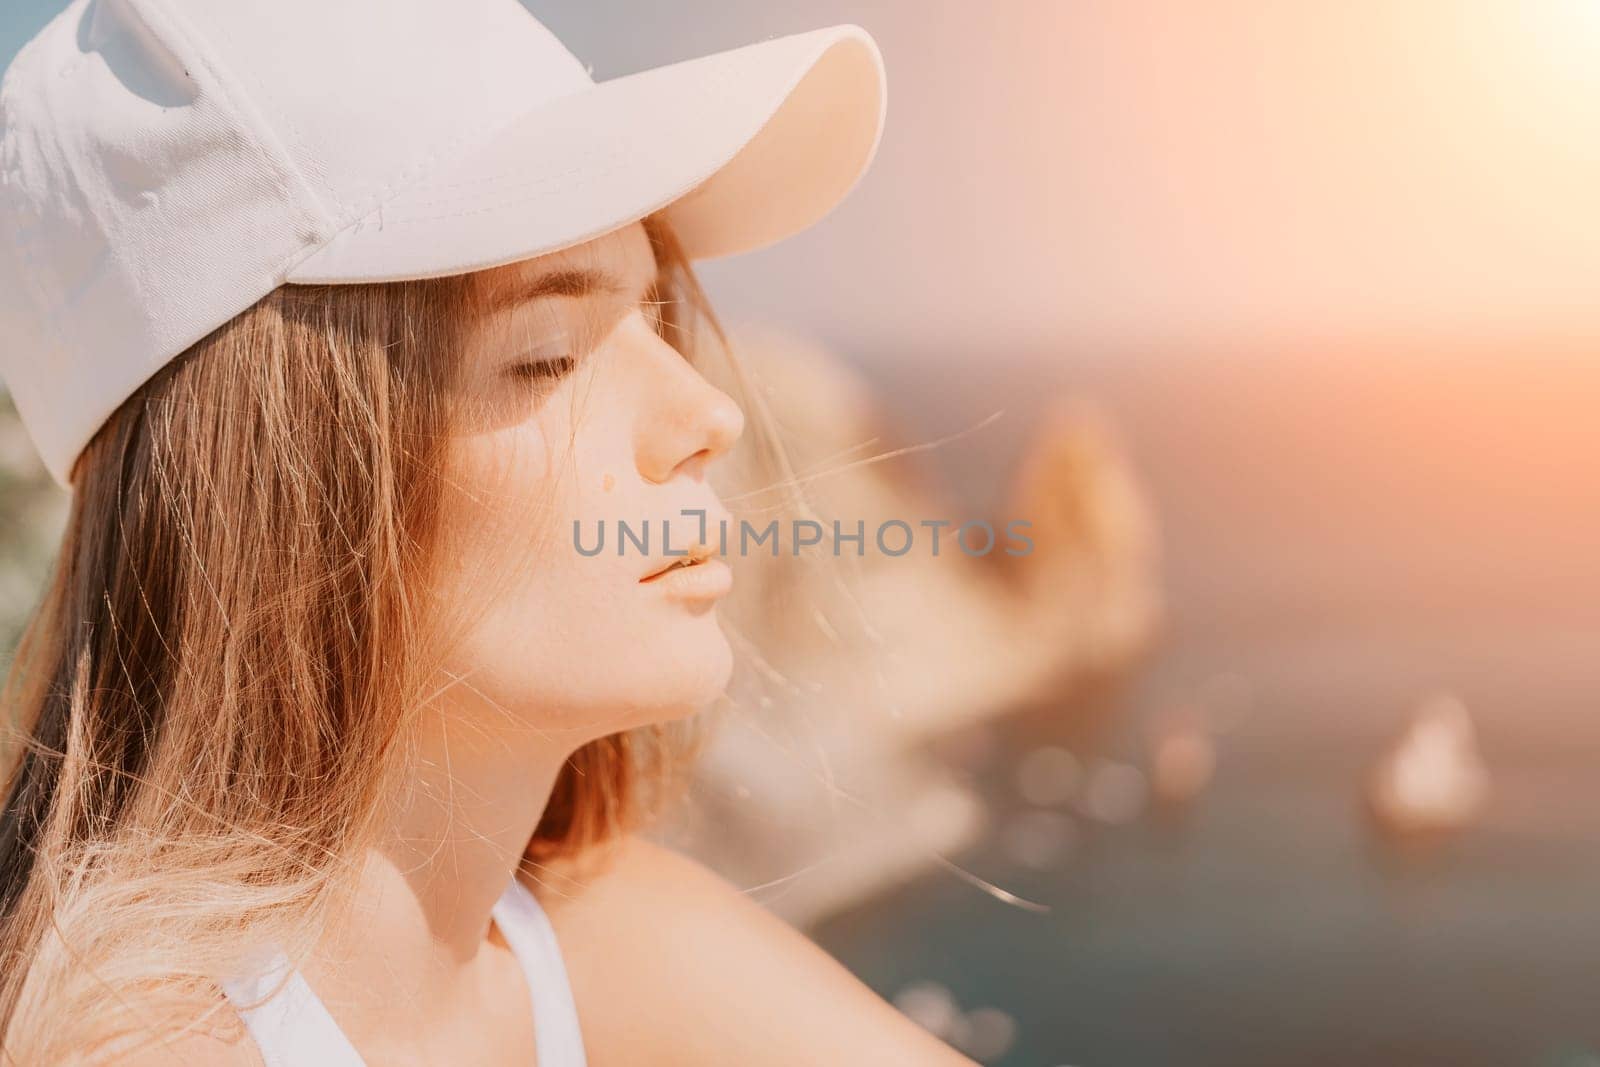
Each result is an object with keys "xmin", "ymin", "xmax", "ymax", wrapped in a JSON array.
[{"xmin": 527, "ymin": 835, "xmax": 976, "ymax": 1067}]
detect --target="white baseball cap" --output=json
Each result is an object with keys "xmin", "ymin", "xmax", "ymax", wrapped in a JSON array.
[{"xmin": 0, "ymin": 0, "xmax": 887, "ymax": 489}]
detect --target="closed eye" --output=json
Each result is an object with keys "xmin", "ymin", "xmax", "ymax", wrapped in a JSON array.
[{"xmin": 504, "ymin": 355, "xmax": 577, "ymax": 384}]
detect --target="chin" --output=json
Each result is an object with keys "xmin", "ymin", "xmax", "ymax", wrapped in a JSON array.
[
  {"xmin": 625, "ymin": 623, "xmax": 735, "ymax": 726},
  {"xmin": 670, "ymin": 628, "xmax": 736, "ymax": 716}
]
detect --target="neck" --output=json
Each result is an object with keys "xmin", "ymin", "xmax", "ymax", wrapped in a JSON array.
[
  {"xmin": 313, "ymin": 694, "xmax": 578, "ymax": 1009},
  {"xmin": 387, "ymin": 718, "xmax": 571, "ymax": 957}
]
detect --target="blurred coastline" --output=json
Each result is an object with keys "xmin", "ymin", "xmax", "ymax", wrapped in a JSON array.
[{"xmin": 800, "ymin": 337, "xmax": 1600, "ymax": 1067}]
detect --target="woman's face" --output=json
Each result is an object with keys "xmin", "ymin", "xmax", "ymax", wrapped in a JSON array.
[{"xmin": 429, "ymin": 221, "xmax": 745, "ymax": 746}]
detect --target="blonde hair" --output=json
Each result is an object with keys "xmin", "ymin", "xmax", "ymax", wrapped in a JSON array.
[{"xmin": 0, "ymin": 215, "xmax": 757, "ymax": 1062}]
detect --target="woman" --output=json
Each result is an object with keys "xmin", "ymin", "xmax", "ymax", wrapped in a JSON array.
[{"xmin": 0, "ymin": 1, "xmax": 976, "ymax": 1063}]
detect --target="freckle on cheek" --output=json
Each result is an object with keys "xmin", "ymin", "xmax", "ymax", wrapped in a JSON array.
[{"xmin": 601, "ymin": 473, "xmax": 615, "ymax": 493}]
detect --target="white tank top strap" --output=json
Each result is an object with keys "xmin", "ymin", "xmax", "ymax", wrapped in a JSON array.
[
  {"xmin": 492, "ymin": 875, "xmax": 589, "ymax": 1066},
  {"xmin": 216, "ymin": 950, "xmax": 364, "ymax": 1067},
  {"xmin": 218, "ymin": 875, "xmax": 587, "ymax": 1066}
]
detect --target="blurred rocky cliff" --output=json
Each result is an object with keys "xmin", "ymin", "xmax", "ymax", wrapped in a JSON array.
[{"xmin": 665, "ymin": 326, "xmax": 1163, "ymax": 925}]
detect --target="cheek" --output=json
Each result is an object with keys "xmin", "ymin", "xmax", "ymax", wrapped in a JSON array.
[
  {"xmin": 428, "ymin": 392, "xmax": 727, "ymax": 732},
  {"xmin": 434, "ymin": 407, "xmax": 609, "ymax": 631}
]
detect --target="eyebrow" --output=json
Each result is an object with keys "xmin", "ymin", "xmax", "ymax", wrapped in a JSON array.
[{"xmin": 484, "ymin": 267, "xmax": 636, "ymax": 317}]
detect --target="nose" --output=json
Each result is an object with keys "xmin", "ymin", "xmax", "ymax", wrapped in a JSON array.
[{"xmin": 635, "ymin": 338, "xmax": 746, "ymax": 485}]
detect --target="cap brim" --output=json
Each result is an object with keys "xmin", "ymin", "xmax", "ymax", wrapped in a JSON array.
[{"xmin": 285, "ymin": 24, "xmax": 885, "ymax": 284}]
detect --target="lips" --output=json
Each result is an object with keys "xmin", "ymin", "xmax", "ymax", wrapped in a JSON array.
[{"xmin": 639, "ymin": 543, "xmax": 716, "ymax": 583}]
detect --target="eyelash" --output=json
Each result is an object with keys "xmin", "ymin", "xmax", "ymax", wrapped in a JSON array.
[{"xmin": 505, "ymin": 355, "xmax": 577, "ymax": 384}]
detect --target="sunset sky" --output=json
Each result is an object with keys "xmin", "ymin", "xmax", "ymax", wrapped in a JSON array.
[{"xmin": 6, "ymin": 1, "xmax": 1600, "ymax": 358}]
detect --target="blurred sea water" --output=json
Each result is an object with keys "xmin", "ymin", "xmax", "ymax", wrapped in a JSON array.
[{"xmin": 811, "ymin": 342, "xmax": 1600, "ymax": 1067}]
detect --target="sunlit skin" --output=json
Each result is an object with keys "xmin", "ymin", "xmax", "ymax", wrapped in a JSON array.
[
  {"xmin": 432, "ymin": 220, "xmax": 744, "ymax": 742},
  {"xmin": 163, "ymin": 222, "xmax": 977, "ymax": 1065}
]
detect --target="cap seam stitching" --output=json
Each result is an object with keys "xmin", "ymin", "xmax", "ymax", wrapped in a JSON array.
[
  {"xmin": 276, "ymin": 85, "xmax": 599, "ymax": 281},
  {"xmin": 177, "ymin": 4, "xmax": 340, "ymax": 218},
  {"xmin": 136, "ymin": 0, "xmax": 338, "ymax": 237}
]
